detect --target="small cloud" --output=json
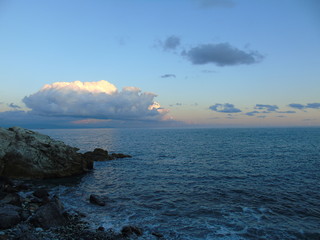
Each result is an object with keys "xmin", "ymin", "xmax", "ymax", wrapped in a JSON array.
[
  {"xmin": 161, "ymin": 74, "xmax": 176, "ymax": 78},
  {"xmin": 288, "ymin": 103, "xmax": 306, "ymax": 110},
  {"xmin": 202, "ymin": 69, "xmax": 217, "ymax": 73},
  {"xmin": 209, "ymin": 103, "xmax": 242, "ymax": 113},
  {"xmin": 8, "ymin": 103, "xmax": 21, "ymax": 109},
  {"xmin": 198, "ymin": 0, "xmax": 235, "ymax": 8},
  {"xmin": 306, "ymin": 103, "xmax": 320, "ymax": 109},
  {"xmin": 276, "ymin": 115, "xmax": 286, "ymax": 118},
  {"xmin": 288, "ymin": 102, "xmax": 320, "ymax": 110},
  {"xmin": 182, "ymin": 42, "xmax": 263, "ymax": 66},
  {"xmin": 162, "ymin": 35, "xmax": 181, "ymax": 51},
  {"xmin": 277, "ymin": 111, "xmax": 296, "ymax": 114},
  {"xmin": 257, "ymin": 115, "xmax": 267, "ymax": 119},
  {"xmin": 254, "ymin": 104, "xmax": 278, "ymax": 112},
  {"xmin": 245, "ymin": 111, "xmax": 260, "ymax": 116}
]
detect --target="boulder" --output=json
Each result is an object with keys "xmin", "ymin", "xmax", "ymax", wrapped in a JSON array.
[
  {"xmin": 29, "ymin": 198, "xmax": 66, "ymax": 229},
  {"xmin": 89, "ymin": 194, "xmax": 106, "ymax": 206},
  {"xmin": 0, "ymin": 204, "xmax": 22, "ymax": 229},
  {"xmin": 83, "ymin": 148, "xmax": 111, "ymax": 161},
  {"xmin": 121, "ymin": 225, "xmax": 143, "ymax": 237},
  {"xmin": 0, "ymin": 127, "xmax": 93, "ymax": 179}
]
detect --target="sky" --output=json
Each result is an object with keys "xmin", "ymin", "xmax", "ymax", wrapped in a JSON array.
[{"xmin": 0, "ymin": 0, "xmax": 319, "ymax": 128}]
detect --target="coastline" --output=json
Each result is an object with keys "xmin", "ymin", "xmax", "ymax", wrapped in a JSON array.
[{"xmin": 0, "ymin": 177, "xmax": 146, "ymax": 240}]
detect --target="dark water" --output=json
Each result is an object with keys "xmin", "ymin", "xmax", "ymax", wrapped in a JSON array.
[{"xmin": 37, "ymin": 128, "xmax": 320, "ymax": 240}]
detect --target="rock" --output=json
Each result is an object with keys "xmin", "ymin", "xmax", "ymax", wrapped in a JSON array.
[
  {"xmin": 0, "ymin": 192, "xmax": 21, "ymax": 206},
  {"xmin": 29, "ymin": 200, "xmax": 66, "ymax": 229},
  {"xmin": 83, "ymin": 148, "xmax": 111, "ymax": 161},
  {"xmin": 0, "ymin": 204, "xmax": 22, "ymax": 229},
  {"xmin": 121, "ymin": 225, "xmax": 143, "ymax": 237},
  {"xmin": 0, "ymin": 176, "xmax": 14, "ymax": 192},
  {"xmin": 152, "ymin": 232, "xmax": 164, "ymax": 238},
  {"xmin": 110, "ymin": 153, "xmax": 132, "ymax": 159},
  {"xmin": 89, "ymin": 194, "xmax": 105, "ymax": 206},
  {"xmin": 32, "ymin": 189, "xmax": 49, "ymax": 199},
  {"xmin": 0, "ymin": 127, "xmax": 93, "ymax": 179}
]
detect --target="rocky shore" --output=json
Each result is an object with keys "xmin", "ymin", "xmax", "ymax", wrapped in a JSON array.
[
  {"xmin": 0, "ymin": 127, "xmax": 153, "ymax": 240},
  {"xmin": 0, "ymin": 177, "xmax": 143, "ymax": 240}
]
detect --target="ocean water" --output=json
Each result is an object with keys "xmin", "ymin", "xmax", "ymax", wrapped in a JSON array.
[{"xmin": 37, "ymin": 128, "xmax": 320, "ymax": 240}]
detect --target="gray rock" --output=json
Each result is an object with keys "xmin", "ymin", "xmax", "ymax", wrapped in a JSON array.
[
  {"xmin": 0, "ymin": 192, "xmax": 21, "ymax": 206},
  {"xmin": 29, "ymin": 200, "xmax": 66, "ymax": 229},
  {"xmin": 121, "ymin": 225, "xmax": 143, "ymax": 237},
  {"xmin": 0, "ymin": 127, "xmax": 93, "ymax": 179},
  {"xmin": 89, "ymin": 194, "xmax": 106, "ymax": 206},
  {"xmin": 0, "ymin": 204, "xmax": 22, "ymax": 229}
]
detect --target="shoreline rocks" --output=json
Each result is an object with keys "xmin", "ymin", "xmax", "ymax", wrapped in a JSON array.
[
  {"xmin": 0, "ymin": 127, "xmax": 93, "ymax": 179},
  {"xmin": 0, "ymin": 177, "xmax": 130, "ymax": 239},
  {"xmin": 0, "ymin": 127, "xmax": 131, "ymax": 180}
]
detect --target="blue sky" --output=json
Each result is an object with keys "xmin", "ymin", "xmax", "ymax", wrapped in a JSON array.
[{"xmin": 0, "ymin": 0, "xmax": 319, "ymax": 128}]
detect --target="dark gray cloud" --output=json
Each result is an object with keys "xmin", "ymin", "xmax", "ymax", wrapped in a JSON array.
[
  {"xmin": 161, "ymin": 74, "xmax": 176, "ymax": 78},
  {"xmin": 8, "ymin": 103, "xmax": 21, "ymax": 109},
  {"xmin": 288, "ymin": 102, "xmax": 320, "ymax": 110},
  {"xmin": 254, "ymin": 104, "xmax": 278, "ymax": 112},
  {"xmin": 162, "ymin": 36, "xmax": 181, "ymax": 51},
  {"xmin": 209, "ymin": 103, "xmax": 242, "ymax": 113},
  {"xmin": 182, "ymin": 43, "xmax": 263, "ymax": 66},
  {"xmin": 197, "ymin": 0, "xmax": 235, "ymax": 8}
]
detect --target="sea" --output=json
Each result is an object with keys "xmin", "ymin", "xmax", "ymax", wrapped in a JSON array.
[{"xmin": 35, "ymin": 128, "xmax": 320, "ymax": 240}]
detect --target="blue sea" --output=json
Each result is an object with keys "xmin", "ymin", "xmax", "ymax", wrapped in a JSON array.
[{"xmin": 37, "ymin": 128, "xmax": 320, "ymax": 240}]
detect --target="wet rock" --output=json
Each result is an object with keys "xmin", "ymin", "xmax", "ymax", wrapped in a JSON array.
[
  {"xmin": 32, "ymin": 189, "xmax": 49, "ymax": 199},
  {"xmin": 110, "ymin": 153, "xmax": 132, "ymax": 159},
  {"xmin": 83, "ymin": 148, "xmax": 111, "ymax": 161},
  {"xmin": 29, "ymin": 200, "xmax": 66, "ymax": 229},
  {"xmin": 0, "ymin": 127, "xmax": 93, "ymax": 179},
  {"xmin": 152, "ymin": 232, "xmax": 164, "ymax": 238},
  {"xmin": 89, "ymin": 194, "xmax": 106, "ymax": 206},
  {"xmin": 0, "ymin": 204, "xmax": 22, "ymax": 229},
  {"xmin": 121, "ymin": 225, "xmax": 143, "ymax": 237},
  {"xmin": 0, "ymin": 192, "xmax": 21, "ymax": 206}
]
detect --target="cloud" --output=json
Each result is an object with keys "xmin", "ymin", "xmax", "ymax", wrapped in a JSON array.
[
  {"xmin": 245, "ymin": 111, "xmax": 260, "ymax": 116},
  {"xmin": 306, "ymin": 103, "xmax": 320, "ymax": 109},
  {"xmin": 209, "ymin": 103, "xmax": 242, "ymax": 113},
  {"xmin": 161, "ymin": 74, "xmax": 176, "ymax": 78},
  {"xmin": 196, "ymin": 0, "xmax": 235, "ymax": 8},
  {"xmin": 254, "ymin": 104, "xmax": 278, "ymax": 112},
  {"xmin": 162, "ymin": 36, "xmax": 181, "ymax": 51},
  {"xmin": 288, "ymin": 102, "xmax": 320, "ymax": 110},
  {"xmin": 277, "ymin": 111, "xmax": 296, "ymax": 114},
  {"xmin": 182, "ymin": 43, "xmax": 263, "ymax": 66},
  {"xmin": 288, "ymin": 103, "xmax": 305, "ymax": 110},
  {"xmin": 22, "ymin": 80, "xmax": 169, "ymax": 121},
  {"xmin": 8, "ymin": 103, "xmax": 21, "ymax": 109}
]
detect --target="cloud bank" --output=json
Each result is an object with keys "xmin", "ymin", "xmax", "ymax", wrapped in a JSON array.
[
  {"xmin": 209, "ymin": 103, "xmax": 241, "ymax": 113},
  {"xmin": 183, "ymin": 43, "xmax": 263, "ymax": 66},
  {"xmin": 23, "ymin": 80, "xmax": 168, "ymax": 121}
]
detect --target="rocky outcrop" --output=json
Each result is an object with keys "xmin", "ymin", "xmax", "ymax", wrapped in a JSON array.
[
  {"xmin": 83, "ymin": 148, "xmax": 132, "ymax": 162},
  {"xmin": 0, "ymin": 127, "xmax": 93, "ymax": 179}
]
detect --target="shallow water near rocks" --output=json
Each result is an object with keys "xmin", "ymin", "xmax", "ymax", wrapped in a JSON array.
[{"xmin": 36, "ymin": 128, "xmax": 320, "ymax": 240}]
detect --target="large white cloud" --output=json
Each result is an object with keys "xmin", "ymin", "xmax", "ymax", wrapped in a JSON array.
[{"xmin": 23, "ymin": 80, "xmax": 168, "ymax": 121}]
